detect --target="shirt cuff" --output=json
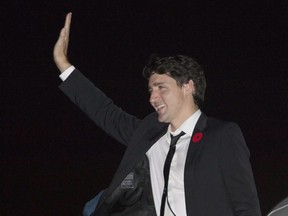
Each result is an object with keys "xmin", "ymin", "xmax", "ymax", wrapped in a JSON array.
[{"xmin": 59, "ymin": 65, "xmax": 75, "ymax": 81}]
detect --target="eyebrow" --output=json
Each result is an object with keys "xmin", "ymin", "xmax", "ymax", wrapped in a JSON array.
[{"xmin": 148, "ymin": 81, "xmax": 165, "ymax": 88}]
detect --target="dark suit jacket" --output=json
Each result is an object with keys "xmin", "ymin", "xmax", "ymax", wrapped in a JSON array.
[{"xmin": 59, "ymin": 69, "xmax": 261, "ymax": 216}]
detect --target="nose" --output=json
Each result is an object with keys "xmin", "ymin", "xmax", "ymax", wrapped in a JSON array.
[{"xmin": 149, "ymin": 90, "xmax": 159, "ymax": 104}]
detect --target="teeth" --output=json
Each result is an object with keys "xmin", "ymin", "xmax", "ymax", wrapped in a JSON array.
[{"xmin": 156, "ymin": 104, "xmax": 165, "ymax": 111}]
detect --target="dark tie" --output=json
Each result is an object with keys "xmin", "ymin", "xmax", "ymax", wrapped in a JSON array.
[{"xmin": 160, "ymin": 131, "xmax": 185, "ymax": 216}]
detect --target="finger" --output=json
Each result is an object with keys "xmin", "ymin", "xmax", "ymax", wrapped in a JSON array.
[{"xmin": 64, "ymin": 12, "xmax": 72, "ymax": 41}]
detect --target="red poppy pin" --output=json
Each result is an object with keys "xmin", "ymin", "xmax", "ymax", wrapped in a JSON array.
[{"xmin": 192, "ymin": 132, "xmax": 203, "ymax": 143}]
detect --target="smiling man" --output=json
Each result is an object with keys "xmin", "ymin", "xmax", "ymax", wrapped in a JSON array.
[{"xmin": 53, "ymin": 13, "xmax": 261, "ymax": 216}]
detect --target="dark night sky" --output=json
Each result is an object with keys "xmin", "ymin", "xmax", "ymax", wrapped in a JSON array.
[{"xmin": 1, "ymin": 1, "xmax": 288, "ymax": 215}]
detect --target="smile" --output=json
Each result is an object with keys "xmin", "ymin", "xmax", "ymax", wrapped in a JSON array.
[{"xmin": 156, "ymin": 104, "xmax": 165, "ymax": 111}]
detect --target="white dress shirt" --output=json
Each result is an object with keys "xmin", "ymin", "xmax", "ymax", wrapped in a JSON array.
[
  {"xmin": 59, "ymin": 65, "xmax": 75, "ymax": 81},
  {"xmin": 146, "ymin": 110, "xmax": 201, "ymax": 216}
]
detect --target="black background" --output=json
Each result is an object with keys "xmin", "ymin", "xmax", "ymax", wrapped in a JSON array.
[{"xmin": 1, "ymin": 0, "xmax": 288, "ymax": 215}]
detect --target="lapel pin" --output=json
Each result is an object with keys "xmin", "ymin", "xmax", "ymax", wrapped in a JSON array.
[{"xmin": 192, "ymin": 132, "xmax": 203, "ymax": 143}]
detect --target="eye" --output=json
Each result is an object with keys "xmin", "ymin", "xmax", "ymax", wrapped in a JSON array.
[{"xmin": 158, "ymin": 85, "xmax": 165, "ymax": 90}]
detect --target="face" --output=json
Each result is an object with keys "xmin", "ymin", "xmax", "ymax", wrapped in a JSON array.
[{"xmin": 148, "ymin": 73, "xmax": 196, "ymax": 131}]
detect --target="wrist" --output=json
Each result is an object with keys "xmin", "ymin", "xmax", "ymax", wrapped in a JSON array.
[{"xmin": 55, "ymin": 60, "xmax": 72, "ymax": 73}]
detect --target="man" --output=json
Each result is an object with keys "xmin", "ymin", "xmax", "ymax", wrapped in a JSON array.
[{"xmin": 54, "ymin": 13, "xmax": 261, "ymax": 216}]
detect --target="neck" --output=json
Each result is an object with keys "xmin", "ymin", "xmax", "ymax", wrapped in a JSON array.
[{"xmin": 170, "ymin": 107, "xmax": 198, "ymax": 132}]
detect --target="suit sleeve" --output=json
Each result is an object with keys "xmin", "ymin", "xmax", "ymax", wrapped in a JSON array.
[
  {"xmin": 59, "ymin": 69, "xmax": 141, "ymax": 146},
  {"xmin": 220, "ymin": 123, "xmax": 261, "ymax": 216}
]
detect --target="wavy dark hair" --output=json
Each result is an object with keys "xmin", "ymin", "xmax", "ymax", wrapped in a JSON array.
[{"xmin": 142, "ymin": 54, "xmax": 206, "ymax": 108}]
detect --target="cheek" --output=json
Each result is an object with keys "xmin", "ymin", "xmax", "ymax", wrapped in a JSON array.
[
  {"xmin": 164, "ymin": 95, "xmax": 177, "ymax": 107},
  {"xmin": 170, "ymin": 93, "xmax": 185, "ymax": 106}
]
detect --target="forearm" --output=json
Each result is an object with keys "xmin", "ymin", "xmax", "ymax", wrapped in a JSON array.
[{"xmin": 59, "ymin": 69, "xmax": 140, "ymax": 145}]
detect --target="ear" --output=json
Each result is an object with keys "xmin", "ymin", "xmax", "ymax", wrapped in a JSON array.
[{"xmin": 182, "ymin": 80, "xmax": 195, "ymax": 95}]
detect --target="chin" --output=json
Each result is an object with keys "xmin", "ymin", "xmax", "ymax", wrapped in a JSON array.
[
  {"xmin": 157, "ymin": 116, "xmax": 169, "ymax": 123},
  {"xmin": 157, "ymin": 116, "xmax": 164, "ymax": 122}
]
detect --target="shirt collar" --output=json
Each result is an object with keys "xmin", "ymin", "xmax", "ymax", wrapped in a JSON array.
[{"xmin": 168, "ymin": 109, "xmax": 202, "ymax": 137}]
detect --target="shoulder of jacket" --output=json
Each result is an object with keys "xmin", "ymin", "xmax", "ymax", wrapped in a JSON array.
[{"xmin": 205, "ymin": 116, "xmax": 240, "ymax": 132}]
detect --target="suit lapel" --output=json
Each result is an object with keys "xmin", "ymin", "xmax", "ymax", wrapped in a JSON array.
[{"xmin": 185, "ymin": 113, "xmax": 208, "ymax": 171}]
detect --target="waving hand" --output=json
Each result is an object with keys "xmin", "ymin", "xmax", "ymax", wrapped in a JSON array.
[{"xmin": 53, "ymin": 13, "xmax": 72, "ymax": 73}]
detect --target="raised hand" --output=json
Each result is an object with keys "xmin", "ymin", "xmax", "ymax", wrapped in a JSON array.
[{"xmin": 53, "ymin": 12, "xmax": 72, "ymax": 73}]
